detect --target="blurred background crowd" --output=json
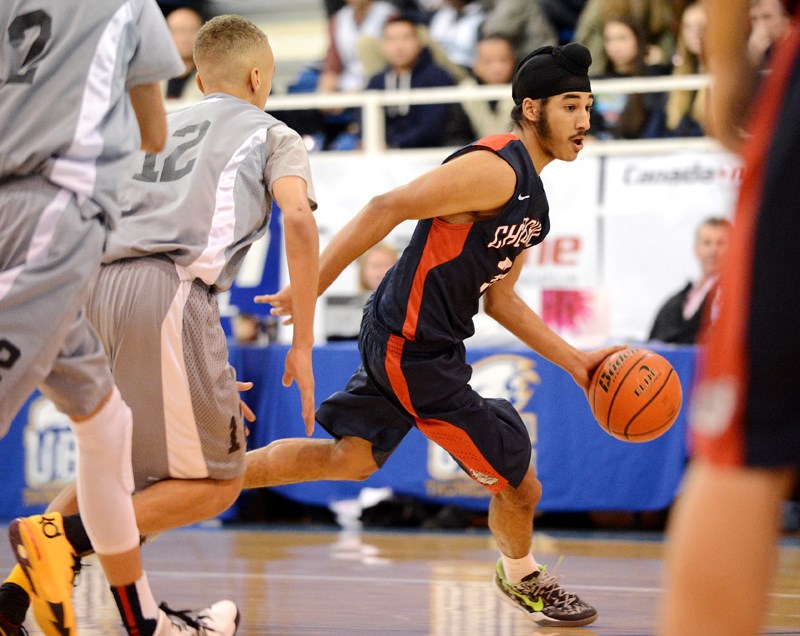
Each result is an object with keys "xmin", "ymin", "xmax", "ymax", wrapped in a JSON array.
[{"xmin": 157, "ymin": 0, "xmax": 792, "ymax": 149}]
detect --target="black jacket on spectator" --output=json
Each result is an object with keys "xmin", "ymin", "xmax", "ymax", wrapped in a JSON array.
[
  {"xmin": 366, "ymin": 47, "xmax": 455, "ymax": 148},
  {"xmin": 648, "ymin": 282, "xmax": 713, "ymax": 344}
]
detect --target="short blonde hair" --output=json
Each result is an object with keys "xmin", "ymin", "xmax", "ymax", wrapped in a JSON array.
[{"xmin": 193, "ymin": 14, "xmax": 269, "ymax": 72}]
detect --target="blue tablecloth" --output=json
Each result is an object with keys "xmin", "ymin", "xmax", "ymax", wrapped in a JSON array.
[
  {"xmin": 231, "ymin": 342, "xmax": 695, "ymax": 513},
  {"xmin": 0, "ymin": 343, "xmax": 696, "ymax": 521}
]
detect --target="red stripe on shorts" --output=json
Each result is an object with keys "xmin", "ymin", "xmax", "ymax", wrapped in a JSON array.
[{"xmin": 384, "ymin": 334, "xmax": 508, "ymax": 493}]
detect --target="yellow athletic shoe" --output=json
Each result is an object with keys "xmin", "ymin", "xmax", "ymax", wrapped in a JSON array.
[{"xmin": 8, "ymin": 513, "xmax": 78, "ymax": 636}]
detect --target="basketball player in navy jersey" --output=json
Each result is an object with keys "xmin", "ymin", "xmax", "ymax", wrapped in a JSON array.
[
  {"xmin": 659, "ymin": 1, "xmax": 800, "ymax": 634},
  {"xmin": 246, "ymin": 43, "xmax": 622, "ymax": 627}
]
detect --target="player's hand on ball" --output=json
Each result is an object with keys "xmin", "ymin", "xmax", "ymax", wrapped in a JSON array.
[
  {"xmin": 255, "ymin": 286, "xmax": 293, "ymax": 325},
  {"xmin": 574, "ymin": 344, "xmax": 628, "ymax": 396},
  {"xmin": 571, "ymin": 345, "xmax": 628, "ymax": 396}
]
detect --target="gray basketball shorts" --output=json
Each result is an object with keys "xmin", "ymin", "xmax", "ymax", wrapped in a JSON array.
[
  {"xmin": 86, "ymin": 255, "xmax": 245, "ymax": 491},
  {"xmin": 0, "ymin": 177, "xmax": 114, "ymax": 435}
]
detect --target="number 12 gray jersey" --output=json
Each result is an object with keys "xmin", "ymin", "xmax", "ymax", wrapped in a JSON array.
[
  {"xmin": 0, "ymin": 0, "xmax": 183, "ymax": 221},
  {"xmin": 106, "ymin": 93, "xmax": 318, "ymax": 293}
]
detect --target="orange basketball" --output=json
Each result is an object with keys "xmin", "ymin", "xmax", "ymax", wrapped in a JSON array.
[{"xmin": 588, "ymin": 348, "xmax": 683, "ymax": 443}]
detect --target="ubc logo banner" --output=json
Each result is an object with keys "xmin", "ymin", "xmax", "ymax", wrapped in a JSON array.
[{"xmin": 23, "ymin": 396, "xmax": 76, "ymax": 506}]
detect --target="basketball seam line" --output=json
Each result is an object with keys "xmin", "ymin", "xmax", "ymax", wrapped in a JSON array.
[
  {"xmin": 604, "ymin": 350, "xmax": 650, "ymax": 433},
  {"xmin": 623, "ymin": 367, "xmax": 676, "ymax": 439}
]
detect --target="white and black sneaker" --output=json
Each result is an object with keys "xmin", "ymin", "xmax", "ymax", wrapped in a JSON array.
[
  {"xmin": 494, "ymin": 559, "xmax": 597, "ymax": 627},
  {"xmin": 154, "ymin": 600, "xmax": 240, "ymax": 635}
]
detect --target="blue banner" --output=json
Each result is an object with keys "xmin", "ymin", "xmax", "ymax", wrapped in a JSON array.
[
  {"xmin": 0, "ymin": 342, "xmax": 695, "ymax": 521},
  {"xmin": 218, "ymin": 203, "xmax": 283, "ymax": 334}
]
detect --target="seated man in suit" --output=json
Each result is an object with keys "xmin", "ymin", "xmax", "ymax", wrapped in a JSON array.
[{"xmin": 649, "ymin": 217, "xmax": 733, "ymax": 344}]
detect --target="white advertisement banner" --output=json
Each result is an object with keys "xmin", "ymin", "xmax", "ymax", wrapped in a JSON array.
[
  {"xmin": 284, "ymin": 149, "xmax": 742, "ymax": 345},
  {"xmin": 601, "ymin": 151, "xmax": 742, "ymax": 341},
  {"xmin": 603, "ymin": 151, "xmax": 743, "ymax": 215}
]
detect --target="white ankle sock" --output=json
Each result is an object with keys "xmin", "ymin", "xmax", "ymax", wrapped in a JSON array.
[
  {"xmin": 501, "ymin": 552, "xmax": 539, "ymax": 584},
  {"xmin": 72, "ymin": 386, "xmax": 139, "ymax": 555},
  {"xmin": 134, "ymin": 572, "xmax": 159, "ymax": 622}
]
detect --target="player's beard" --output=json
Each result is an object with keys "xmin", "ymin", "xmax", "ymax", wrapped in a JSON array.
[{"xmin": 534, "ymin": 108, "xmax": 557, "ymax": 159}]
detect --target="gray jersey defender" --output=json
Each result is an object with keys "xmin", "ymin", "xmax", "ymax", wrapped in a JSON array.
[
  {"xmin": 0, "ymin": 0, "xmax": 182, "ymax": 433},
  {"xmin": 88, "ymin": 93, "xmax": 317, "ymax": 488},
  {"xmin": 0, "ymin": 0, "xmax": 183, "ymax": 224},
  {"xmin": 107, "ymin": 92, "xmax": 318, "ymax": 292}
]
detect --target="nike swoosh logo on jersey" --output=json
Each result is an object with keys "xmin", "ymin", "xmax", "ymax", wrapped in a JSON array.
[{"xmin": 518, "ymin": 194, "xmax": 531, "ymax": 200}]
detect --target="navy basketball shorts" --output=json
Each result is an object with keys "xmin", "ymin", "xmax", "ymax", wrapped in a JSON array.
[{"xmin": 316, "ymin": 312, "xmax": 532, "ymax": 493}]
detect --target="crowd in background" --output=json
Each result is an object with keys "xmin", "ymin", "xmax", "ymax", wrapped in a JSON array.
[{"xmin": 158, "ymin": 0, "xmax": 793, "ymax": 150}]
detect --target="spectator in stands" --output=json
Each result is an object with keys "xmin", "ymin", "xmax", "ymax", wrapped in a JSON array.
[
  {"xmin": 458, "ymin": 35, "xmax": 517, "ymax": 138},
  {"xmin": 366, "ymin": 14, "xmax": 456, "ymax": 148},
  {"xmin": 481, "ymin": 0, "xmax": 558, "ymax": 63},
  {"xmin": 359, "ymin": 15, "xmax": 471, "ymax": 84},
  {"xmin": 658, "ymin": 1, "xmax": 708, "ymax": 137},
  {"xmin": 164, "ymin": 6, "xmax": 205, "ymax": 101},
  {"xmin": 428, "ymin": 0, "xmax": 486, "ymax": 71},
  {"xmin": 358, "ymin": 242, "xmax": 399, "ymax": 292},
  {"xmin": 322, "ymin": 243, "xmax": 399, "ymax": 342},
  {"xmin": 322, "ymin": 0, "xmax": 396, "ymax": 93},
  {"xmin": 589, "ymin": 15, "xmax": 670, "ymax": 139},
  {"xmin": 232, "ymin": 314, "xmax": 264, "ymax": 345},
  {"xmin": 539, "ymin": 0, "xmax": 590, "ymax": 44},
  {"xmin": 648, "ymin": 217, "xmax": 733, "ymax": 344},
  {"xmin": 748, "ymin": 0, "xmax": 793, "ymax": 69},
  {"xmin": 282, "ymin": 0, "xmax": 396, "ymax": 151},
  {"xmin": 575, "ymin": 0, "xmax": 675, "ymax": 75}
]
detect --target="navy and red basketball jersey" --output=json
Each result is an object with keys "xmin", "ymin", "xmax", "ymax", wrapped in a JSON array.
[{"xmin": 372, "ymin": 134, "xmax": 549, "ymax": 345}]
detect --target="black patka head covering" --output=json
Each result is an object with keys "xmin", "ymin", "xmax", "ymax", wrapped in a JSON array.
[{"xmin": 511, "ymin": 43, "xmax": 593, "ymax": 104}]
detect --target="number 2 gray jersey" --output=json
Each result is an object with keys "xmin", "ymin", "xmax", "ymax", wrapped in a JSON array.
[
  {"xmin": 106, "ymin": 92, "xmax": 318, "ymax": 293},
  {"xmin": 0, "ymin": 0, "xmax": 183, "ymax": 221}
]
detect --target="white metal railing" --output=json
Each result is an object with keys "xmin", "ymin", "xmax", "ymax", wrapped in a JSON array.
[{"xmin": 166, "ymin": 74, "xmax": 717, "ymax": 155}]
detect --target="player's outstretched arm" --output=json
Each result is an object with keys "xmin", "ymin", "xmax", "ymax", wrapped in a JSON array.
[
  {"xmin": 484, "ymin": 258, "xmax": 624, "ymax": 394},
  {"xmin": 258, "ymin": 151, "xmax": 516, "ymax": 321},
  {"xmin": 273, "ymin": 176, "xmax": 319, "ymax": 434},
  {"xmin": 317, "ymin": 149, "xmax": 517, "ymax": 295},
  {"xmin": 128, "ymin": 82, "xmax": 169, "ymax": 153}
]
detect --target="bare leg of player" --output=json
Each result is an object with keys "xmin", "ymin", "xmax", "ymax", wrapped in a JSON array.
[
  {"xmin": 244, "ymin": 437, "xmax": 379, "ymax": 488},
  {"xmin": 659, "ymin": 461, "xmax": 796, "ymax": 636},
  {"xmin": 488, "ymin": 468, "xmax": 541, "ymax": 557},
  {"xmin": 45, "ymin": 475, "xmax": 243, "ymax": 536}
]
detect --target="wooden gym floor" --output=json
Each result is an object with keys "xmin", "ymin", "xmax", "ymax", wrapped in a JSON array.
[{"xmin": 1, "ymin": 525, "xmax": 798, "ymax": 635}]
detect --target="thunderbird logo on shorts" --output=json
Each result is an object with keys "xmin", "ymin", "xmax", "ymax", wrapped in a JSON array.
[
  {"xmin": 469, "ymin": 469, "xmax": 499, "ymax": 486},
  {"xmin": 426, "ymin": 354, "xmax": 540, "ymax": 491}
]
